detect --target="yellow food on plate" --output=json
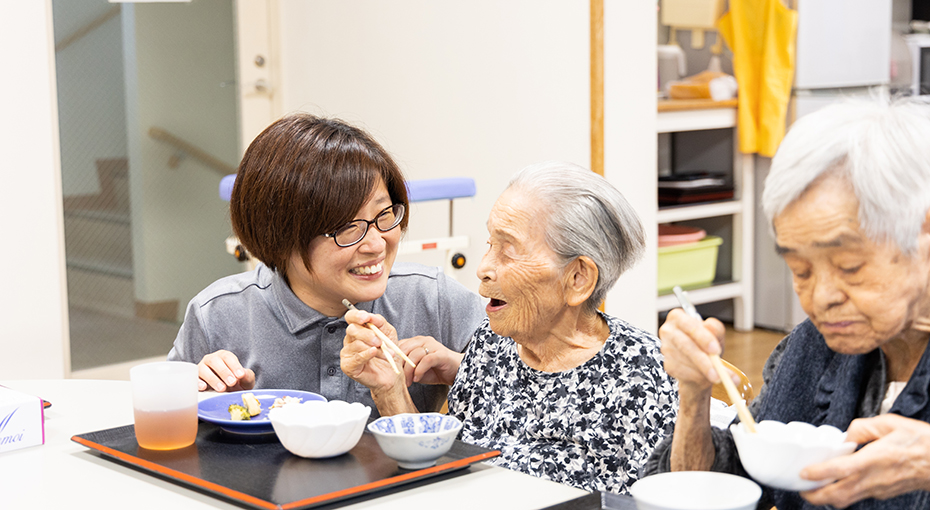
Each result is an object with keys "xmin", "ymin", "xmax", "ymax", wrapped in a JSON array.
[
  {"xmin": 242, "ymin": 392, "xmax": 261, "ymax": 416},
  {"xmin": 228, "ymin": 404, "xmax": 250, "ymax": 421}
]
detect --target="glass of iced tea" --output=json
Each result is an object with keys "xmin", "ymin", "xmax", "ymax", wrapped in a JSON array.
[{"xmin": 130, "ymin": 361, "xmax": 199, "ymax": 450}]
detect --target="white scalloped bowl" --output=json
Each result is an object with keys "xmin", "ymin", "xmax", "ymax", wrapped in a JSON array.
[
  {"xmin": 367, "ymin": 413, "xmax": 463, "ymax": 469},
  {"xmin": 731, "ymin": 420, "xmax": 857, "ymax": 491},
  {"xmin": 630, "ymin": 471, "xmax": 761, "ymax": 510},
  {"xmin": 269, "ymin": 400, "xmax": 371, "ymax": 458}
]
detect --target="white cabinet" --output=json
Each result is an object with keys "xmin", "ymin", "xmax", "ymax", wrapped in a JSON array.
[{"xmin": 656, "ymin": 100, "xmax": 754, "ymax": 331}]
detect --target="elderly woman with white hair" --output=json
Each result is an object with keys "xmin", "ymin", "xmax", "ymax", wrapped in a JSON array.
[
  {"xmin": 646, "ymin": 97, "xmax": 930, "ymax": 509},
  {"xmin": 341, "ymin": 162, "xmax": 678, "ymax": 494}
]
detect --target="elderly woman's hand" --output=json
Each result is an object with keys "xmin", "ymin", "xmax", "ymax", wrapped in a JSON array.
[
  {"xmin": 397, "ymin": 336, "xmax": 464, "ymax": 386},
  {"xmin": 658, "ymin": 308, "xmax": 728, "ymax": 395},
  {"xmin": 799, "ymin": 414, "xmax": 930, "ymax": 507},
  {"xmin": 660, "ymin": 308, "xmax": 729, "ymax": 472}
]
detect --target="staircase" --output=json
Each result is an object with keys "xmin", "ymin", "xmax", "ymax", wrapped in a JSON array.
[
  {"xmin": 63, "ymin": 158, "xmax": 135, "ymax": 319},
  {"xmin": 63, "ymin": 158, "xmax": 180, "ymax": 371}
]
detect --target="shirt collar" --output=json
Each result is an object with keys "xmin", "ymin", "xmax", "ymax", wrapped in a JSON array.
[
  {"xmin": 889, "ymin": 340, "xmax": 930, "ymax": 416},
  {"xmin": 269, "ymin": 268, "xmax": 342, "ymax": 334}
]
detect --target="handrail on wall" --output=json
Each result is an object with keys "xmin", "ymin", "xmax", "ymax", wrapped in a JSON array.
[
  {"xmin": 148, "ymin": 127, "xmax": 237, "ymax": 176},
  {"xmin": 55, "ymin": 5, "xmax": 121, "ymax": 53}
]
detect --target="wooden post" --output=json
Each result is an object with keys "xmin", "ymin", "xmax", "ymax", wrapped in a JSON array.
[
  {"xmin": 590, "ymin": 0, "xmax": 605, "ymax": 177},
  {"xmin": 592, "ymin": 0, "xmax": 606, "ymax": 311}
]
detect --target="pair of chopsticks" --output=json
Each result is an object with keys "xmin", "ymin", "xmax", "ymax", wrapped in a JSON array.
[
  {"xmin": 914, "ymin": 317, "xmax": 930, "ymax": 333},
  {"xmin": 342, "ymin": 299, "xmax": 417, "ymax": 375},
  {"xmin": 673, "ymin": 286, "xmax": 758, "ymax": 433}
]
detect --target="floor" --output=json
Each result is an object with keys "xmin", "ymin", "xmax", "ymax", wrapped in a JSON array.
[{"xmin": 68, "ymin": 304, "xmax": 178, "ymax": 375}]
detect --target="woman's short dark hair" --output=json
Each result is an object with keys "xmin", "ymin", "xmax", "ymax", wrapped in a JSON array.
[{"xmin": 230, "ymin": 113, "xmax": 408, "ymax": 280}]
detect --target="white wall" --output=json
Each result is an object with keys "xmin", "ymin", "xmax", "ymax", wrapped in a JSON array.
[
  {"xmin": 0, "ymin": 0, "xmax": 70, "ymax": 378},
  {"xmin": 275, "ymin": 1, "xmax": 590, "ymax": 294},
  {"xmin": 271, "ymin": 0, "xmax": 657, "ymax": 331},
  {"xmin": 603, "ymin": 1, "xmax": 658, "ymax": 332}
]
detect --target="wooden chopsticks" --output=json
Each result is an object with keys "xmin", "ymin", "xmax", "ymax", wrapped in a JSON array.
[
  {"xmin": 914, "ymin": 317, "xmax": 930, "ymax": 333},
  {"xmin": 342, "ymin": 299, "xmax": 417, "ymax": 374},
  {"xmin": 672, "ymin": 286, "xmax": 758, "ymax": 433}
]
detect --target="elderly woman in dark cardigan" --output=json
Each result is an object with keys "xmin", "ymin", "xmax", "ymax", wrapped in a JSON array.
[
  {"xmin": 342, "ymin": 162, "xmax": 678, "ymax": 495},
  {"xmin": 647, "ymin": 98, "xmax": 930, "ymax": 509}
]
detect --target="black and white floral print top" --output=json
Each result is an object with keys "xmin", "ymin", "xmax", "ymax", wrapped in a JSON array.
[{"xmin": 447, "ymin": 313, "xmax": 678, "ymax": 495}]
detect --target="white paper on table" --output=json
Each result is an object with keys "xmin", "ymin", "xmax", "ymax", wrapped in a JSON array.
[{"xmin": 709, "ymin": 397, "xmax": 739, "ymax": 429}]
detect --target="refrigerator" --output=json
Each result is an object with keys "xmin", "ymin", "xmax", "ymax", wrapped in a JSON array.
[
  {"xmin": 754, "ymin": 0, "xmax": 893, "ymax": 331},
  {"xmin": 792, "ymin": 0, "xmax": 892, "ymax": 116}
]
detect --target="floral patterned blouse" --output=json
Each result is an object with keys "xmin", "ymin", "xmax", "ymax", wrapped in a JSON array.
[{"xmin": 447, "ymin": 313, "xmax": 678, "ymax": 495}]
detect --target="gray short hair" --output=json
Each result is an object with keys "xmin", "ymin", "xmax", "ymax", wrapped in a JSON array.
[
  {"xmin": 507, "ymin": 161, "xmax": 646, "ymax": 312},
  {"xmin": 762, "ymin": 96, "xmax": 930, "ymax": 254}
]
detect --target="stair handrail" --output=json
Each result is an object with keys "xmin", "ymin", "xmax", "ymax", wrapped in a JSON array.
[
  {"xmin": 148, "ymin": 127, "xmax": 237, "ymax": 176},
  {"xmin": 55, "ymin": 5, "xmax": 121, "ymax": 53}
]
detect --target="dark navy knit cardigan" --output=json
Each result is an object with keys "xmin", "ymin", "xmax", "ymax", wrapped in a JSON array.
[{"xmin": 646, "ymin": 319, "xmax": 930, "ymax": 510}]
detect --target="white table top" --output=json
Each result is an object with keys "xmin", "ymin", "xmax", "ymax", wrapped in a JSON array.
[{"xmin": 0, "ymin": 379, "xmax": 587, "ymax": 509}]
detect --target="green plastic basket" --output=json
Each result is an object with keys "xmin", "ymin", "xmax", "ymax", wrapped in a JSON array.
[{"xmin": 657, "ymin": 235, "xmax": 723, "ymax": 294}]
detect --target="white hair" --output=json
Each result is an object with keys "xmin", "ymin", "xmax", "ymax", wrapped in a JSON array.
[
  {"xmin": 507, "ymin": 161, "xmax": 646, "ymax": 312},
  {"xmin": 762, "ymin": 96, "xmax": 930, "ymax": 254}
]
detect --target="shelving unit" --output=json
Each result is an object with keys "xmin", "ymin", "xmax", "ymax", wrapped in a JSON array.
[{"xmin": 656, "ymin": 99, "xmax": 754, "ymax": 331}]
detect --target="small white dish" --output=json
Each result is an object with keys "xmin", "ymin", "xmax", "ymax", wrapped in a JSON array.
[
  {"xmin": 367, "ymin": 413, "xmax": 463, "ymax": 469},
  {"xmin": 270, "ymin": 400, "xmax": 370, "ymax": 458},
  {"xmin": 630, "ymin": 471, "xmax": 761, "ymax": 510},
  {"xmin": 731, "ymin": 420, "xmax": 857, "ymax": 491}
]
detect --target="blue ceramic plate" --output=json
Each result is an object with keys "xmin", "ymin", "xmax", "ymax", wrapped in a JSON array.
[{"xmin": 198, "ymin": 390, "xmax": 326, "ymax": 435}]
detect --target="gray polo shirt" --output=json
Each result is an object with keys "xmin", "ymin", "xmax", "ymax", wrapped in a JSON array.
[{"xmin": 168, "ymin": 262, "xmax": 485, "ymax": 416}]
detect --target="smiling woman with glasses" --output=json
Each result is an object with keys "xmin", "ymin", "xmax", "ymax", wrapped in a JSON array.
[{"xmin": 167, "ymin": 113, "xmax": 484, "ymax": 417}]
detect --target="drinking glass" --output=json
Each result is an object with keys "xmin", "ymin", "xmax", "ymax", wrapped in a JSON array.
[{"xmin": 130, "ymin": 361, "xmax": 199, "ymax": 450}]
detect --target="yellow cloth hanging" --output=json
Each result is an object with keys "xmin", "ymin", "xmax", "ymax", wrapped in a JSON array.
[{"xmin": 717, "ymin": 0, "xmax": 797, "ymax": 157}]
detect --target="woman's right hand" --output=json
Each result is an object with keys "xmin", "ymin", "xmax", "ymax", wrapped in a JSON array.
[
  {"xmin": 658, "ymin": 308, "xmax": 728, "ymax": 395},
  {"xmin": 341, "ymin": 309, "xmax": 407, "ymax": 393},
  {"xmin": 341, "ymin": 309, "xmax": 417, "ymax": 415},
  {"xmin": 197, "ymin": 350, "xmax": 256, "ymax": 392},
  {"xmin": 660, "ymin": 307, "xmax": 729, "ymax": 472}
]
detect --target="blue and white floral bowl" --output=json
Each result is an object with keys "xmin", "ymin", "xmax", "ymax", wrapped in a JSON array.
[{"xmin": 367, "ymin": 413, "xmax": 463, "ymax": 469}]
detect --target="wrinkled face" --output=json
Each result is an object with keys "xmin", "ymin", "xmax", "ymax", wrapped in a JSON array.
[
  {"xmin": 774, "ymin": 173, "xmax": 930, "ymax": 354},
  {"xmin": 288, "ymin": 179, "xmax": 400, "ymax": 316},
  {"xmin": 476, "ymin": 188, "xmax": 567, "ymax": 342}
]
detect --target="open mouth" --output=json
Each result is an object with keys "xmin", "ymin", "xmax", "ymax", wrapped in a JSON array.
[
  {"xmin": 349, "ymin": 262, "xmax": 383, "ymax": 276},
  {"xmin": 486, "ymin": 298, "xmax": 508, "ymax": 314}
]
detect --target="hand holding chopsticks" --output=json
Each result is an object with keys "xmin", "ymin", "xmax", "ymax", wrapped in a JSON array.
[
  {"xmin": 342, "ymin": 299, "xmax": 417, "ymax": 375},
  {"xmin": 672, "ymin": 286, "xmax": 758, "ymax": 433}
]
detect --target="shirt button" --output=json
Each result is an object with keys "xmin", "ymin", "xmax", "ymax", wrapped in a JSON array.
[
  {"xmin": 327, "ymin": 326, "xmax": 337, "ymax": 334},
  {"xmin": 327, "ymin": 367, "xmax": 337, "ymax": 376}
]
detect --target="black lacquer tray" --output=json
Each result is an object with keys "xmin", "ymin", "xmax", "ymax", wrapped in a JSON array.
[
  {"xmin": 541, "ymin": 491, "xmax": 638, "ymax": 510},
  {"xmin": 73, "ymin": 422, "xmax": 498, "ymax": 510}
]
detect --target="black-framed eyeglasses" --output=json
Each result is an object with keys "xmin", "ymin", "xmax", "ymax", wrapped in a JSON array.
[{"xmin": 323, "ymin": 204, "xmax": 405, "ymax": 247}]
